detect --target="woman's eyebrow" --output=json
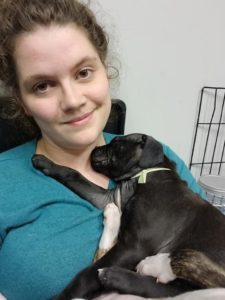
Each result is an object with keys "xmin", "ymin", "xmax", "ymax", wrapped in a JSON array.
[
  {"xmin": 73, "ymin": 56, "xmax": 98, "ymax": 69},
  {"xmin": 23, "ymin": 74, "xmax": 50, "ymax": 89},
  {"xmin": 23, "ymin": 56, "xmax": 98, "ymax": 87}
]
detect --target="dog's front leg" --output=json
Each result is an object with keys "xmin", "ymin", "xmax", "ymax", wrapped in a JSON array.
[
  {"xmin": 53, "ymin": 244, "xmax": 194, "ymax": 299},
  {"xmin": 32, "ymin": 154, "xmax": 115, "ymax": 209},
  {"xmin": 52, "ymin": 242, "xmax": 145, "ymax": 300},
  {"xmin": 51, "ymin": 265, "xmax": 102, "ymax": 300},
  {"xmin": 95, "ymin": 202, "xmax": 121, "ymax": 261},
  {"xmin": 97, "ymin": 266, "xmax": 195, "ymax": 298},
  {"xmin": 32, "ymin": 155, "xmax": 138, "ymax": 211}
]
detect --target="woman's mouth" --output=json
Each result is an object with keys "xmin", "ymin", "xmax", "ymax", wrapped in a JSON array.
[{"xmin": 63, "ymin": 111, "xmax": 94, "ymax": 126}]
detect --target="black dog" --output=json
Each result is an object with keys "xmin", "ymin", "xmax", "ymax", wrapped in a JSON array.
[{"xmin": 32, "ymin": 134, "xmax": 225, "ymax": 299}]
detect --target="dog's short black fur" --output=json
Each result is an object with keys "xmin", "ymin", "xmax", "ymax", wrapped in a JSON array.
[{"xmin": 32, "ymin": 134, "xmax": 225, "ymax": 300}]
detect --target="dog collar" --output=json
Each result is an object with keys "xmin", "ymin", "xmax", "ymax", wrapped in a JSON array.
[{"xmin": 132, "ymin": 167, "xmax": 171, "ymax": 184}]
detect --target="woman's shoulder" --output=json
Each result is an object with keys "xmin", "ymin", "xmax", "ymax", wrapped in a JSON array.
[
  {"xmin": 103, "ymin": 132, "xmax": 119, "ymax": 144},
  {"xmin": 0, "ymin": 139, "xmax": 36, "ymax": 181},
  {"xmin": 0, "ymin": 139, "xmax": 36, "ymax": 162}
]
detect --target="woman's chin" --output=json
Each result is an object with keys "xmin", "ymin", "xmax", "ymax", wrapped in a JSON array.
[{"xmin": 61, "ymin": 129, "xmax": 105, "ymax": 150}]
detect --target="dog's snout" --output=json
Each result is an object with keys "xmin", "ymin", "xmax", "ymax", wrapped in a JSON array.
[{"xmin": 92, "ymin": 146, "xmax": 107, "ymax": 161}]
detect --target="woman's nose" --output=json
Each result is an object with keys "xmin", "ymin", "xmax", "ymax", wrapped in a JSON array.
[{"xmin": 60, "ymin": 81, "xmax": 85, "ymax": 111}]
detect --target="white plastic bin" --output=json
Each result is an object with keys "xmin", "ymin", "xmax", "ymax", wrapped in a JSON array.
[{"xmin": 198, "ymin": 175, "xmax": 225, "ymax": 214}]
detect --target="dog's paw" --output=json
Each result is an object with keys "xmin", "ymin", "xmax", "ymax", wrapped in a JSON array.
[
  {"xmin": 136, "ymin": 253, "xmax": 176, "ymax": 283},
  {"xmin": 98, "ymin": 268, "xmax": 111, "ymax": 286},
  {"xmin": 98, "ymin": 267, "xmax": 125, "ymax": 289}
]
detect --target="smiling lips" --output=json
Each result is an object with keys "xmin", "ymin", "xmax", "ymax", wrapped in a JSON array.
[{"xmin": 64, "ymin": 111, "xmax": 94, "ymax": 126}]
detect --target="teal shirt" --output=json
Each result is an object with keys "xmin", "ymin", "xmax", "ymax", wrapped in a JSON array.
[{"xmin": 0, "ymin": 133, "xmax": 204, "ymax": 300}]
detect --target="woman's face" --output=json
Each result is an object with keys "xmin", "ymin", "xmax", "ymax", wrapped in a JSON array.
[{"xmin": 14, "ymin": 23, "xmax": 111, "ymax": 150}]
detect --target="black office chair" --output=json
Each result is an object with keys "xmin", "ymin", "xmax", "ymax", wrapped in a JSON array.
[
  {"xmin": 0, "ymin": 98, "xmax": 126, "ymax": 153},
  {"xmin": 104, "ymin": 99, "xmax": 126, "ymax": 135}
]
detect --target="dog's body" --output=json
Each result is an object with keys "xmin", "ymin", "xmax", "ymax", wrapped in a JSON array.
[{"xmin": 32, "ymin": 134, "xmax": 225, "ymax": 300}]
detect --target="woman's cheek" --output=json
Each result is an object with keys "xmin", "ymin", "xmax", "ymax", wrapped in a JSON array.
[
  {"xmin": 90, "ymin": 73, "xmax": 110, "ymax": 105},
  {"xmin": 25, "ymin": 100, "xmax": 58, "ymax": 121}
]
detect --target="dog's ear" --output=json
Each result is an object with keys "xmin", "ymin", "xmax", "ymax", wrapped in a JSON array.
[{"xmin": 139, "ymin": 135, "xmax": 164, "ymax": 168}]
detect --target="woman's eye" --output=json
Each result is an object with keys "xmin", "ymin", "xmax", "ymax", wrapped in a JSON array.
[
  {"xmin": 77, "ymin": 68, "xmax": 93, "ymax": 80},
  {"xmin": 32, "ymin": 82, "xmax": 50, "ymax": 94}
]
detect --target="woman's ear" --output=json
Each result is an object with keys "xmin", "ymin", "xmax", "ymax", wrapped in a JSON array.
[{"xmin": 139, "ymin": 135, "xmax": 164, "ymax": 168}]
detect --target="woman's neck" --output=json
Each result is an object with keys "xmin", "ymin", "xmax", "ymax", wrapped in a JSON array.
[{"xmin": 36, "ymin": 136, "xmax": 109, "ymax": 189}]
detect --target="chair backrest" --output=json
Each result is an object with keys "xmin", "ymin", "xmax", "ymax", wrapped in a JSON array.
[
  {"xmin": 104, "ymin": 99, "xmax": 126, "ymax": 135},
  {"xmin": 0, "ymin": 98, "xmax": 126, "ymax": 153}
]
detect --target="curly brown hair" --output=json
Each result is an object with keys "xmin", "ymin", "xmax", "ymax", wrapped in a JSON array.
[{"xmin": 0, "ymin": 0, "xmax": 112, "ymax": 133}]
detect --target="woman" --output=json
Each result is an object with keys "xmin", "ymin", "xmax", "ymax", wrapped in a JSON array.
[{"xmin": 0, "ymin": 1, "xmax": 204, "ymax": 299}]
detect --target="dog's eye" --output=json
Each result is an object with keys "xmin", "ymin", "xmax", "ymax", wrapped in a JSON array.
[
  {"xmin": 142, "ymin": 135, "xmax": 147, "ymax": 142},
  {"xmin": 140, "ymin": 135, "xmax": 147, "ymax": 147}
]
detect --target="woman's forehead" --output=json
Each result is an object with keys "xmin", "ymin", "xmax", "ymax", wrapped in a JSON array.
[{"xmin": 13, "ymin": 24, "xmax": 100, "ymax": 81}]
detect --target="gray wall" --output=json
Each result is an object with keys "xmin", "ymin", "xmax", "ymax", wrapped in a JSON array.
[{"xmin": 94, "ymin": 0, "xmax": 225, "ymax": 165}]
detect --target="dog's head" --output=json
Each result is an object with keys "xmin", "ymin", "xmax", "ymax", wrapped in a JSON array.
[{"xmin": 91, "ymin": 134, "xmax": 164, "ymax": 181}]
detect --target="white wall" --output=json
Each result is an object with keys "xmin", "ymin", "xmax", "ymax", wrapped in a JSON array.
[{"xmin": 94, "ymin": 0, "xmax": 225, "ymax": 165}]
